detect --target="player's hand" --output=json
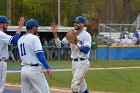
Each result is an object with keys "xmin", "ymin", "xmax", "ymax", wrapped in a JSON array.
[
  {"xmin": 16, "ymin": 17, "xmax": 25, "ymax": 35},
  {"xmin": 19, "ymin": 17, "xmax": 25, "ymax": 27},
  {"xmin": 47, "ymin": 69, "xmax": 52, "ymax": 78},
  {"xmin": 50, "ymin": 23, "xmax": 58, "ymax": 34}
]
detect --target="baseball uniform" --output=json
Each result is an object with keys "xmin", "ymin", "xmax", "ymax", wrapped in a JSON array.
[
  {"xmin": 0, "ymin": 30, "xmax": 20, "ymax": 93},
  {"xmin": 51, "ymin": 16, "xmax": 90, "ymax": 93},
  {"xmin": 0, "ymin": 30, "xmax": 12, "ymax": 93},
  {"xmin": 18, "ymin": 33, "xmax": 50, "ymax": 93},
  {"xmin": 62, "ymin": 29, "xmax": 91, "ymax": 93}
]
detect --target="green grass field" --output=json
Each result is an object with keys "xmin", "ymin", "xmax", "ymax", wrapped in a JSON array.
[
  {"xmin": 7, "ymin": 59, "xmax": 140, "ymax": 68},
  {"xmin": 7, "ymin": 60, "xmax": 140, "ymax": 93}
]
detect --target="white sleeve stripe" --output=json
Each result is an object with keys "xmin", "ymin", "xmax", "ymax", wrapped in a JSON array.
[
  {"xmin": 85, "ymin": 45, "xmax": 91, "ymax": 48},
  {"xmin": 8, "ymin": 36, "xmax": 13, "ymax": 44},
  {"xmin": 35, "ymin": 50, "xmax": 43, "ymax": 53},
  {"xmin": 36, "ymin": 50, "xmax": 43, "ymax": 52},
  {"xmin": 61, "ymin": 41, "xmax": 66, "ymax": 46}
]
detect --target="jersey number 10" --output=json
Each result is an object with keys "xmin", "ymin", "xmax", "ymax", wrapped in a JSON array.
[{"xmin": 20, "ymin": 43, "xmax": 26, "ymax": 56}]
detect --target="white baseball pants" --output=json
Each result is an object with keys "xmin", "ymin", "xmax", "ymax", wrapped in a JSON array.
[
  {"xmin": 0, "ymin": 61, "xmax": 7, "ymax": 93},
  {"xmin": 71, "ymin": 59, "xmax": 90, "ymax": 92},
  {"xmin": 21, "ymin": 65, "xmax": 50, "ymax": 93}
]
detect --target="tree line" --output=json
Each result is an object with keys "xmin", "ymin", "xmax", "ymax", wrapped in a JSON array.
[{"xmin": 0, "ymin": 0, "xmax": 140, "ymax": 35}]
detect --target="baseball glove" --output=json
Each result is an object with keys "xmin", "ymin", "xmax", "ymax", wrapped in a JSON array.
[{"xmin": 66, "ymin": 30, "xmax": 77, "ymax": 44}]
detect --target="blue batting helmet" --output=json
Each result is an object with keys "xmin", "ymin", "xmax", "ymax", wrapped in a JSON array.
[
  {"xmin": 74, "ymin": 16, "xmax": 86, "ymax": 23},
  {"xmin": 26, "ymin": 19, "xmax": 39, "ymax": 28},
  {"xmin": 0, "ymin": 16, "xmax": 9, "ymax": 23}
]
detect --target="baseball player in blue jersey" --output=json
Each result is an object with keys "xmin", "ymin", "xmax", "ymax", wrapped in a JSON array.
[
  {"xmin": 18, "ymin": 19, "xmax": 52, "ymax": 93},
  {"xmin": 0, "ymin": 16, "xmax": 25, "ymax": 93},
  {"xmin": 51, "ymin": 16, "xmax": 91, "ymax": 93}
]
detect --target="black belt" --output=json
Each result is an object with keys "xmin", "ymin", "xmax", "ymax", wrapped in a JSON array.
[
  {"xmin": 73, "ymin": 58, "xmax": 85, "ymax": 61},
  {"xmin": 31, "ymin": 64, "xmax": 39, "ymax": 66},
  {"xmin": 0, "ymin": 59, "xmax": 6, "ymax": 62}
]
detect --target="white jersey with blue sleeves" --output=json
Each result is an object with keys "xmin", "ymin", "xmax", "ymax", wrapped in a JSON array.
[
  {"xmin": 0, "ymin": 30, "xmax": 12, "ymax": 59},
  {"xmin": 18, "ymin": 33, "xmax": 42, "ymax": 65},
  {"xmin": 62, "ymin": 29, "xmax": 92, "ymax": 59}
]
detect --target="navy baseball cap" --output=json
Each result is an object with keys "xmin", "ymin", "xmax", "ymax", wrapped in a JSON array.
[
  {"xmin": 74, "ymin": 16, "xmax": 86, "ymax": 23},
  {"xmin": 0, "ymin": 16, "xmax": 9, "ymax": 23},
  {"xmin": 26, "ymin": 19, "xmax": 39, "ymax": 28}
]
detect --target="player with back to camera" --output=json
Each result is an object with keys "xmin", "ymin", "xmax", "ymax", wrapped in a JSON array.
[
  {"xmin": 18, "ymin": 19, "xmax": 52, "ymax": 93},
  {"xmin": 51, "ymin": 16, "xmax": 91, "ymax": 93},
  {"xmin": 0, "ymin": 16, "xmax": 25, "ymax": 93}
]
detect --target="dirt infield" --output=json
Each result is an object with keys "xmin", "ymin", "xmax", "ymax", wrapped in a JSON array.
[{"xmin": 5, "ymin": 83, "xmax": 115, "ymax": 93}]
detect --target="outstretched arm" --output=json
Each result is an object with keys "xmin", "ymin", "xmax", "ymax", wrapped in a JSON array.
[
  {"xmin": 10, "ymin": 17, "xmax": 25, "ymax": 44},
  {"xmin": 50, "ymin": 23, "xmax": 58, "ymax": 39},
  {"xmin": 50, "ymin": 23, "xmax": 68, "ymax": 48},
  {"xmin": 16, "ymin": 17, "xmax": 25, "ymax": 35},
  {"xmin": 50, "ymin": 23, "xmax": 61, "ymax": 48}
]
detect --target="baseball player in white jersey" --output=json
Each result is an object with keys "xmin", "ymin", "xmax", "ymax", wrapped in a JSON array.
[
  {"xmin": 18, "ymin": 19, "xmax": 52, "ymax": 93},
  {"xmin": 0, "ymin": 16, "xmax": 25, "ymax": 93},
  {"xmin": 51, "ymin": 16, "xmax": 91, "ymax": 93}
]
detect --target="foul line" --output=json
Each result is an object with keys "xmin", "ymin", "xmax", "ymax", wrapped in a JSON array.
[{"xmin": 6, "ymin": 66, "xmax": 140, "ymax": 73}]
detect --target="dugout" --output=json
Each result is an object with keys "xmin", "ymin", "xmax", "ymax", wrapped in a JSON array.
[
  {"xmin": 6, "ymin": 26, "xmax": 73, "ymax": 43},
  {"xmin": 6, "ymin": 26, "xmax": 84, "ymax": 60}
]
